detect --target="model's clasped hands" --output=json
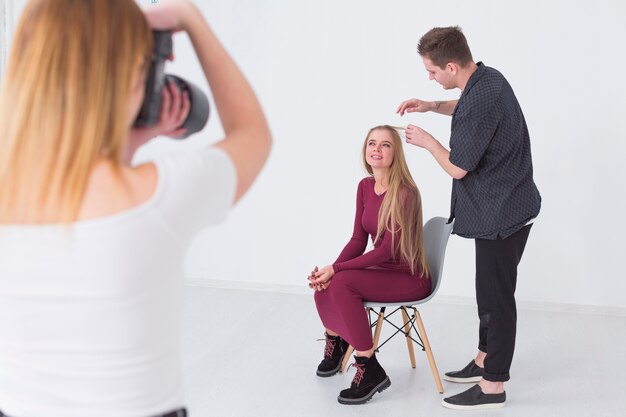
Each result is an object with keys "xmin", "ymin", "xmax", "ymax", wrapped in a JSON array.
[{"xmin": 307, "ymin": 265, "xmax": 335, "ymax": 291}]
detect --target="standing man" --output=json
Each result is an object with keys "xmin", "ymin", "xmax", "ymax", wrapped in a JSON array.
[{"xmin": 397, "ymin": 26, "xmax": 541, "ymax": 410}]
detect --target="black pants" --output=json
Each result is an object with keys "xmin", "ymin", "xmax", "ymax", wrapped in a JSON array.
[
  {"xmin": 475, "ymin": 224, "xmax": 532, "ymax": 382},
  {"xmin": 0, "ymin": 408, "xmax": 187, "ymax": 417}
]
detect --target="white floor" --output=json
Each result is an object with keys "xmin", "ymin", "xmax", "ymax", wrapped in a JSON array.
[{"xmin": 180, "ymin": 286, "xmax": 626, "ymax": 417}]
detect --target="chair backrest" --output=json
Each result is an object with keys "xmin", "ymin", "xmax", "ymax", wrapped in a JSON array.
[
  {"xmin": 420, "ymin": 216, "xmax": 454, "ymax": 303},
  {"xmin": 364, "ymin": 216, "xmax": 454, "ymax": 308}
]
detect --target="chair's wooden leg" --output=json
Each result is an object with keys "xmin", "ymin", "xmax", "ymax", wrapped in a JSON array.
[
  {"xmin": 401, "ymin": 307, "xmax": 417, "ymax": 368},
  {"xmin": 372, "ymin": 308, "xmax": 385, "ymax": 350},
  {"xmin": 341, "ymin": 345, "xmax": 354, "ymax": 372},
  {"xmin": 414, "ymin": 308, "xmax": 444, "ymax": 394}
]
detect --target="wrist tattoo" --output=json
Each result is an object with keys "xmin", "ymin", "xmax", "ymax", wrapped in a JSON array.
[{"xmin": 435, "ymin": 101, "xmax": 446, "ymax": 110}]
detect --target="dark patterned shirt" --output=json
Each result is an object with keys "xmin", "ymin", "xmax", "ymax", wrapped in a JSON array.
[{"xmin": 449, "ymin": 62, "xmax": 541, "ymax": 239}]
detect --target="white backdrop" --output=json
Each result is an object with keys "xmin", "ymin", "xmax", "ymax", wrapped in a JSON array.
[{"xmin": 5, "ymin": 1, "xmax": 626, "ymax": 309}]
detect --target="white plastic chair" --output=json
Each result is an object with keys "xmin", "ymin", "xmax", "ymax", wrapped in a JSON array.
[{"xmin": 340, "ymin": 216, "xmax": 454, "ymax": 394}]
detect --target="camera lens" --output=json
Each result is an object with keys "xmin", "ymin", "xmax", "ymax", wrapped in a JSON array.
[
  {"xmin": 133, "ymin": 31, "xmax": 210, "ymax": 139},
  {"xmin": 165, "ymin": 75, "xmax": 210, "ymax": 139}
]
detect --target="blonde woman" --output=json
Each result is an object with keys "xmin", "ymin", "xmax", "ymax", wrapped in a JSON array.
[
  {"xmin": 0, "ymin": 0, "xmax": 270, "ymax": 416},
  {"xmin": 308, "ymin": 125, "xmax": 431, "ymax": 405}
]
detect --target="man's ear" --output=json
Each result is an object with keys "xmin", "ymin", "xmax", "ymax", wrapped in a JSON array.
[{"xmin": 446, "ymin": 62, "xmax": 460, "ymax": 75}]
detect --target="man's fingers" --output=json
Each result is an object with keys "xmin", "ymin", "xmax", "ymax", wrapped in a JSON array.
[{"xmin": 397, "ymin": 103, "xmax": 412, "ymax": 115}]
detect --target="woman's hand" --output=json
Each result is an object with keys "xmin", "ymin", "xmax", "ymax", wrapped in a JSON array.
[
  {"xmin": 142, "ymin": 0, "xmax": 195, "ymax": 32},
  {"xmin": 124, "ymin": 79, "xmax": 190, "ymax": 164},
  {"xmin": 308, "ymin": 265, "xmax": 335, "ymax": 291},
  {"xmin": 307, "ymin": 266, "xmax": 320, "ymax": 290}
]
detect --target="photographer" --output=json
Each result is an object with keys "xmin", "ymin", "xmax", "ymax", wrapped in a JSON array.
[{"xmin": 0, "ymin": 0, "xmax": 270, "ymax": 416}]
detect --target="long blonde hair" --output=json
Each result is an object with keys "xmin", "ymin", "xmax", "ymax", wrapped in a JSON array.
[
  {"xmin": 0, "ymin": 0, "xmax": 152, "ymax": 223},
  {"xmin": 361, "ymin": 125, "xmax": 429, "ymax": 276}
]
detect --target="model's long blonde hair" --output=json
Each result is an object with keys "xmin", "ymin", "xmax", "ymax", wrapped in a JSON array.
[
  {"xmin": 362, "ymin": 125, "xmax": 429, "ymax": 276},
  {"xmin": 0, "ymin": 0, "xmax": 152, "ymax": 223}
]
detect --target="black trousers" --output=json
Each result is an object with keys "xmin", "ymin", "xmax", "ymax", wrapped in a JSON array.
[
  {"xmin": 475, "ymin": 224, "xmax": 532, "ymax": 382},
  {"xmin": 0, "ymin": 408, "xmax": 187, "ymax": 417}
]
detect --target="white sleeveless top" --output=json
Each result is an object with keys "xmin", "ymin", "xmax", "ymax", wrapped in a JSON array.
[{"xmin": 0, "ymin": 148, "xmax": 236, "ymax": 417}]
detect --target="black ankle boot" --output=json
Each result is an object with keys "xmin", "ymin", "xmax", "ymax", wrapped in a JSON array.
[
  {"xmin": 337, "ymin": 354, "xmax": 391, "ymax": 405},
  {"xmin": 316, "ymin": 333, "xmax": 349, "ymax": 377}
]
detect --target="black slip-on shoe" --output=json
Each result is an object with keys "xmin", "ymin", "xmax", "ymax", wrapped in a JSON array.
[
  {"xmin": 442, "ymin": 384, "xmax": 506, "ymax": 410},
  {"xmin": 443, "ymin": 360, "xmax": 484, "ymax": 383}
]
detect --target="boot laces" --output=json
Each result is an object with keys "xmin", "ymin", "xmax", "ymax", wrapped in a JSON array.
[
  {"xmin": 347, "ymin": 362, "xmax": 366, "ymax": 386},
  {"xmin": 323, "ymin": 336, "xmax": 336, "ymax": 358}
]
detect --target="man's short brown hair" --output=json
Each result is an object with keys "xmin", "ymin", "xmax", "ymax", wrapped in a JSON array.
[{"xmin": 418, "ymin": 26, "xmax": 473, "ymax": 69}]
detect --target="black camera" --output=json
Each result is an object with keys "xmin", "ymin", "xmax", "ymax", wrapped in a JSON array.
[{"xmin": 134, "ymin": 31, "xmax": 209, "ymax": 139}]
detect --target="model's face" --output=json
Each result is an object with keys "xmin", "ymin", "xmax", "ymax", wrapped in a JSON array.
[
  {"xmin": 365, "ymin": 129, "xmax": 394, "ymax": 170},
  {"xmin": 422, "ymin": 56, "xmax": 455, "ymax": 90}
]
